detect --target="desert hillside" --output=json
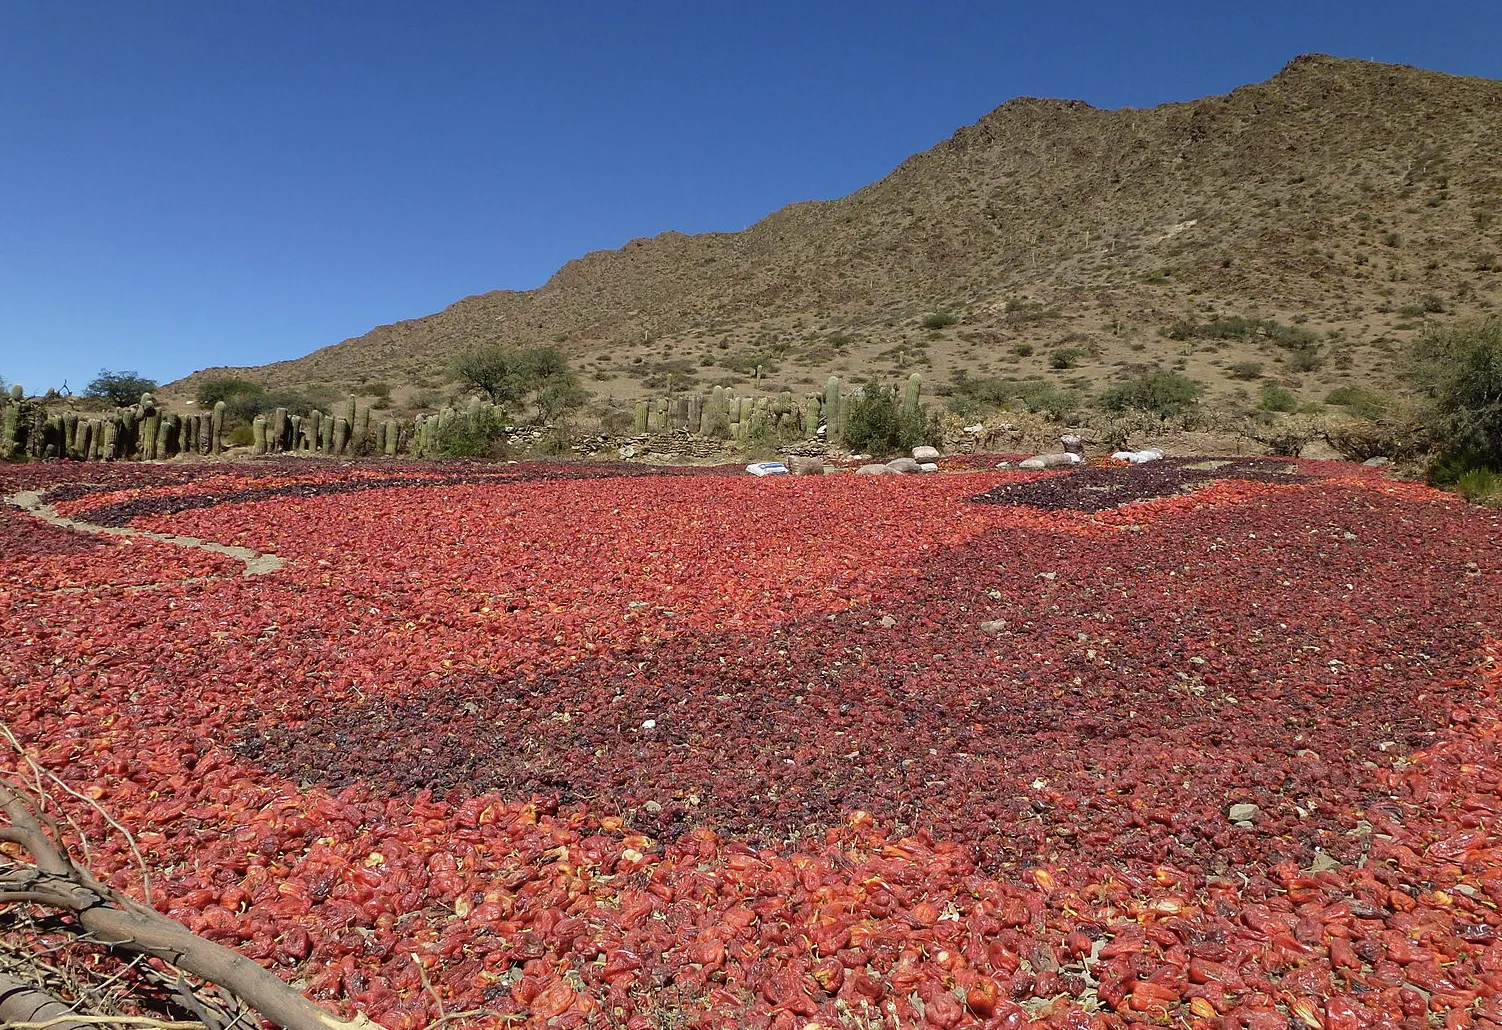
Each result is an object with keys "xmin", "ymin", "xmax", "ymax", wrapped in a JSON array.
[{"xmin": 171, "ymin": 55, "xmax": 1502, "ymax": 419}]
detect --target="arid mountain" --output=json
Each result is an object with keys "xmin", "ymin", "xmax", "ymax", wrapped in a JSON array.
[{"xmin": 174, "ymin": 55, "xmax": 1502, "ymax": 419}]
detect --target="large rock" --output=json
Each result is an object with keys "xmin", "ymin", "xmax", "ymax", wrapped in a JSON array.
[
  {"xmin": 1018, "ymin": 452, "xmax": 1084, "ymax": 470},
  {"xmin": 788, "ymin": 455, "xmax": 824, "ymax": 476},
  {"xmin": 856, "ymin": 463, "xmax": 895, "ymax": 475},
  {"xmin": 885, "ymin": 457, "xmax": 923, "ymax": 474},
  {"xmin": 912, "ymin": 445, "xmax": 941, "ymax": 462},
  {"xmin": 1111, "ymin": 449, "xmax": 1163, "ymax": 464}
]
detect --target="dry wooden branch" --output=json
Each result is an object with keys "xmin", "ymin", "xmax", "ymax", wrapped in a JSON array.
[
  {"xmin": 0, "ymin": 781, "xmax": 378, "ymax": 1030},
  {"xmin": 0, "ymin": 968, "xmax": 90, "ymax": 1030}
]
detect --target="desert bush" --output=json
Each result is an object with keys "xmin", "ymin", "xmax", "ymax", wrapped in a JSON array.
[
  {"xmin": 1456, "ymin": 467, "xmax": 1502, "ymax": 505},
  {"xmin": 1258, "ymin": 383, "xmax": 1298, "ymax": 413},
  {"xmin": 1097, "ymin": 371, "xmax": 1205, "ymax": 418},
  {"xmin": 946, "ymin": 376, "xmax": 1081, "ymax": 420},
  {"xmin": 840, "ymin": 385, "xmax": 937, "ymax": 455},
  {"xmin": 921, "ymin": 312, "xmax": 958, "ymax": 330},
  {"xmin": 1050, "ymin": 347, "xmax": 1086, "ymax": 370},
  {"xmin": 1227, "ymin": 361, "xmax": 1264, "ymax": 381},
  {"xmin": 1287, "ymin": 348, "xmax": 1325, "ymax": 372},
  {"xmin": 1012, "ymin": 343, "xmax": 1035, "ymax": 357},
  {"xmin": 1405, "ymin": 317, "xmax": 1502, "ymax": 470},
  {"xmin": 595, "ymin": 406, "xmax": 635, "ymax": 435},
  {"xmin": 196, "ymin": 377, "xmax": 263, "ymax": 408},
  {"xmin": 1325, "ymin": 386, "xmax": 1389, "ymax": 420},
  {"xmin": 1242, "ymin": 413, "xmax": 1322, "ymax": 457},
  {"xmin": 1324, "ymin": 412, "xmax": 1423, "ymax": 462},
  {"xmin": 436, "ymin": 407, "xmax": 511, "ymax": 459},
  {"xmin": 528, "ymin": 426, "xmax": 574, "ymax": 458}
]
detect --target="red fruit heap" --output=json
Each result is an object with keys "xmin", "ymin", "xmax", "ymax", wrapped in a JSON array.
[{"xmin": 2, "ymin": 458, "xmax": 1500, "ymax": 1030}]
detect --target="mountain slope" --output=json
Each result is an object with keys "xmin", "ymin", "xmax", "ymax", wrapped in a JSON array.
[{"xmin": 176, "ymin": 55, "xmax": 1502, "ymax": 416}]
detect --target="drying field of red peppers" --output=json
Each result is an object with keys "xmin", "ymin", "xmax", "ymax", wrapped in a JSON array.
[{"xmin": 3, "ymin": 456, "xmax": 1501, "ymax": 1030}]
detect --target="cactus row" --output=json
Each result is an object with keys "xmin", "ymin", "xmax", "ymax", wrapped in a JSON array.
[{"xmin": 2, "ymin": 376, "xmax": 919, "ymax": 462}]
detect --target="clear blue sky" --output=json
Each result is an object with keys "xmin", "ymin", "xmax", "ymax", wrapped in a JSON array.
[{"xmin": 3, "ymin": 1, "xmax": 1498, "ymax": 394}]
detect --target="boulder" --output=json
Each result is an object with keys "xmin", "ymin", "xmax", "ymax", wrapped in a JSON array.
[
  {"xmin": 1060, "ymin": 434, "xmax": 1084, "ymax": 455},
  {"xmin": 885, "ymin": 457, "xmax": 923, "ymax": 474},
  {"xmin": 788, "ymin": 455, "xmax": 824, "ymax": 476},
  {"xmin": 1111, "ymin": 449, "xmax": 1164, "ymax": 464},
  {"xmin": 856, "ymin": 463, "xmax": 895, "ymax": 476},
  {"xmin": 1018, "ymin": 452, "xmax": 1084, "ymax": 470},
  {"xmin": 918, "ymin": 462, "xmax": 938, "ymax": 473},
  {"xmin": 1362, "ymin": 456, "xmax": 1392, "ymax": 468},
  {"xmin": 912, "ymin": 445, "xmax": 941, "ymax": 462}
]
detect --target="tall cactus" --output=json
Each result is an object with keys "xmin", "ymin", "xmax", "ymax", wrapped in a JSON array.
[
  {"xmin": 252, "ymin": 415, "xmax": 268, "ymax": 455},
  {"xmin": 0, "ymin": 400, "xmax": 20, "ymax": 460},
  {"xmin": 157, "ymin": 415, "xmax": 175, "ymax": 459},
  {"xmin": 350, "ymin": 405, "xmax": 368, "ymax": 453},
  {"xmin": 332, "ymin": 416, "xmax": 350, "ymax": 456},
  {"xmin": 271, "ymin": 407, "xmax": 288, "ymax": 453},
  {"xmin": 805, "ymin": 395, "xmax": 821, "ymax": 438},
  {"xmin": 904, "ymin": 372, "xmax": 922, "ymax": 416},
  {"xmin": 140, "ymin": 413, "xmax": 159, "ymax": 460},
  {"xmin": 824, "ymin": 376, "xmax": 841, "ymax": 438}
]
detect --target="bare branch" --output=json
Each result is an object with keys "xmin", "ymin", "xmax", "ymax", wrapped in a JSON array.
[
  {"xmin": 0, "ymin": 969, "xmax": 90, "ymax": 1030},
  {"xmin": 0, "ymin": 723, "xmax": 152, "ymax": 904}
]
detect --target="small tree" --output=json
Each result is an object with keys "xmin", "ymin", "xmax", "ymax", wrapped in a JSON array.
[
  {"xmin": 1405, "ymin": 318, "xmax": 1502, "ymax": 469},
  {"xmin": 85, "ymin": 369, "xmax": 158, "ymax": 406},
  {"xmin": 454, "ymin": 345, "xmax": 585, "ymax": 422}
]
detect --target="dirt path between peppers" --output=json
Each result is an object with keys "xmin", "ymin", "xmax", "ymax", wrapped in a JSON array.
[{"xmin": 5, "ymin": 489, "xmax": 285, "ymax": 577}]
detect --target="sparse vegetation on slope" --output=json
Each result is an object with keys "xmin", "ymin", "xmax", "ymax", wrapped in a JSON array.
[{"xmin": 168, "ymin": 56, "xmax": 1502, "ymax": 426}]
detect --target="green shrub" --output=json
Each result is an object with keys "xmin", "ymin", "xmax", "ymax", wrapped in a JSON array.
[
  {"xmin": 840, "ymin": 385, "xmax": 937, "ymax": 456},
  {"xmin": 1456, "ymin": 467, "xmax": 1502, "ymax": 505},
  {"xmin": 528, "ymin": 426, "xmax": 574, "ymax": 458},
  {"xmin": 1097, "ymin": 371, "xmax": 1205, "ymax": 417},
  {"xmin": 1258, "ymin": 382, "xmax": 1298, "ymax": 412},
  {"xmin": 1049, "ymin": 347, "xmax": 1087, "ymax": 370},
  {"xmin": 1287, "ymin": 347, "xmax": 1325, "ymax": 373},
  {"xmin": 946, "ymin": 376, "xmax": 1080, "ymax": 419},
  {"xmin": 921, "ymin": 312, "xmax": 958, "ymax": 330},
  {"xmin": 1226, "ymin": 361, "xmax": 1264, "ymax": 380},
  {"xmin": 196, "ymin": 376, "xmax": 264, "ymax": 408},
  {"xmin": 1325, "ymin": 387, "xmax": 1389, "ymax": 420},
  {"xmin": 436, "ymin": 407, "xmax": 511, "ymax": 458},
  {"xmin": 1012, "ymin": 343, "xmax": 1035, "ymax": 357},
  {"xmin": 1167, "ymin": 315, "xmax": 1317, "ymax": 351},
  {"xmin": 1405, "ymin": 317, "xmax": 1502, "ymax": 469}
]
